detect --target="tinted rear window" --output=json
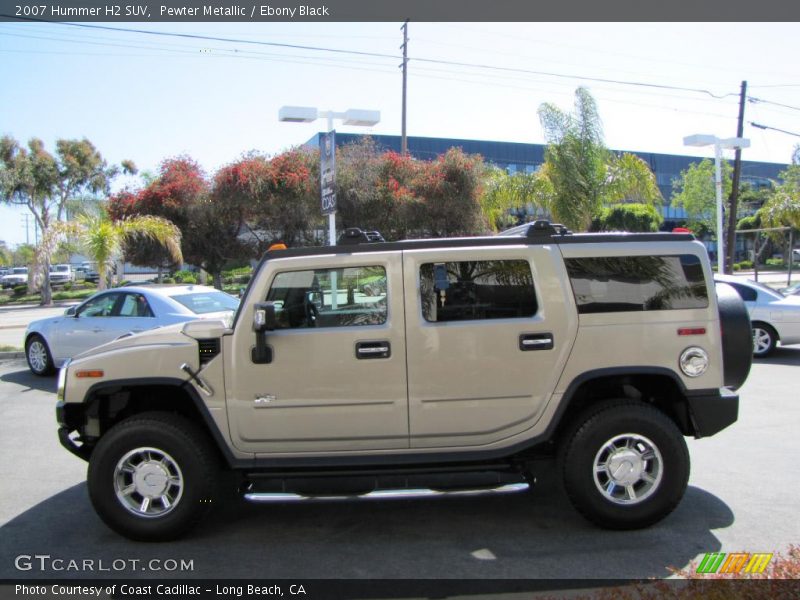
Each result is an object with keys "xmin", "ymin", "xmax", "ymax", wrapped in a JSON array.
[
  {"xmin": 420, "ymin": 260, "xmax": 537, "ymax": 322},
  {"xmin": 565, "ymin": 255, "xmax": 708, "ymax": 313}
]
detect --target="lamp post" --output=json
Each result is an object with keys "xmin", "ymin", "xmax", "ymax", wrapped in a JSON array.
[
  {"xmin": 278, "ymin": 106, "xmax": 380, "ymax": 246},
  {"xmin": 683, "ymin": 134, "xmax": 750, "ymax": 274}
]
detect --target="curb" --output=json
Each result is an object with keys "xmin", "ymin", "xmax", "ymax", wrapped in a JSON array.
[{"xmin": 0, "ymin": 351, "xmax": 24, "ymax": 359}]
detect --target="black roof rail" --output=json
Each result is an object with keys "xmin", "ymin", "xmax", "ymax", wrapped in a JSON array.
[
  {"xmin": 525, "ymin": 220, "xmax": 572, "ymax": 238},
  {"xmin": 338, "ymin": 228, "xmax": 386, "ymax": 245}
]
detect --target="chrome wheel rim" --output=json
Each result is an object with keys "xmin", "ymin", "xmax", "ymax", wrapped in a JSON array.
[
  {"xmin": 753, "ymin": 328, "xmax": 772, "ymax": 355},
  {"xmin": 114, "ymin": 447, "xmax": 184, "ymax": 518},
  {"xmin": 593, "ymin": 433, "xmax": 663, "ymax": 505},
  {"xmin": 27, "ymin": 340, "xmax": 48, "ymax": 373}
]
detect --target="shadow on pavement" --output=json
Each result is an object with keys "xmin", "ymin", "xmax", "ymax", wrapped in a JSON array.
[
  {"xmin": 0, "ymin": 481, "xmax": 733, "ymax": 586},
  {"xmin": 0, "ymin": 365, "xmax": 56, "ymax": 394},
  {"xmin": 755, "ymin": 346, "xmax": 800, "ymax": 367}
]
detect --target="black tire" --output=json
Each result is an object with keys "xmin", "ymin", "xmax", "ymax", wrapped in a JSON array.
[
  {"xmin": 751, "ymin": 322, "xmax": 778, "ymax": 358},
  {"xmin": 25, "ymin": 334, "xmax": 55, "ymax": 376},
  {"xmin": 559, "ymin": 400, "xmax": 689, "ymax": 530},
  {"xmin": 87, "ymin": 412, "xmax": 218, "ymax": 542}
]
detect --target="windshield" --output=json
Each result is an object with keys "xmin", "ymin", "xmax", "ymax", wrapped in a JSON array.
[{"xmin": 171, "ymin": 291, "xmax": 239, "ymax": 314}]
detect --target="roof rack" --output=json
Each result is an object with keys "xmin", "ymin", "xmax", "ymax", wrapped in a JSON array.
[
  {"xmin": 337, "ymin": 228, "xmax": 386, "ymax": 245},
  {"xmin": 525, "ymin": 220, "xmax": 572, "ymax": 239}
]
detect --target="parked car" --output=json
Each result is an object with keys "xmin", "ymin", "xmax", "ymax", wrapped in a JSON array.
[
  {"xmin": 49, "ymin": 264, "xmax": 74, "ymax": 286},
  {"xmin": 715, "ymin": 274, "xmax": 800, "ymax": 357},
  {"xmin": 24, "ymin": 284, "xmax": 239, "ymax": 375},
  {"xmin": 1, "ymin": 267, "xmax": 28, "ymax": 289}
]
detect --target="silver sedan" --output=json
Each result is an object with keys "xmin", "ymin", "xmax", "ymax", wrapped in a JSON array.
[
  {"xmin": 24, "ymin": 285, "xmax": 238, "ymax": 375},
  {"xmin": 715, "ymin": 275, "xmax": 800, "ymax": 357}
]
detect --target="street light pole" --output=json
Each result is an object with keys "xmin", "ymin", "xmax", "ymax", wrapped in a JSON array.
[
  {"xmin": 278, "ymin": 106, "xmax": 380, "ymax": 247},
  {"xmin": 714, "ymin": 141, "xmax": 724, "ymax": 274},
  {"xmin": 683, "ymin": 134, "xmax": 750, "ymax": 274}
]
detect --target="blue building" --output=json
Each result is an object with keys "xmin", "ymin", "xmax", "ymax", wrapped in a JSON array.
[{"xmin": 306, "ymin": 132, "xmax": 787, "ymax": 230}]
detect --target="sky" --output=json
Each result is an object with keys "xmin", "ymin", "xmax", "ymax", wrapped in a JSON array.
[{"xmin": 1, "ymin": 20, "xmax": 799, "ymax": 248}]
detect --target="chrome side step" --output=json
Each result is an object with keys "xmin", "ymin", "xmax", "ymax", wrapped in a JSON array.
[{"xmin": 244, "ymin": 482, "xmax": 529, "ymax": 503}]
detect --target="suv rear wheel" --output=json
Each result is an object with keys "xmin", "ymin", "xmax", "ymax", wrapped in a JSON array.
[
  {"xmin": 87, "ymin": 412, "xmax": 218, "ymax": 541},
  {"xmin": 559, "ymin": 401, "xmax": 689, "ymax": 530}
]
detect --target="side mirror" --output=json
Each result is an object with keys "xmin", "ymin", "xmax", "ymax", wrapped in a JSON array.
[
  {"xmin": 252, "ymin": 302, "xmax": 276, "ymax": 365},
  {"xmin": 64, "ymin": 306, "xmax": 77, "ymax": 317},
  {"xmin": 253, "ymin": 302, "xmax": 277, "ymax": 332}
]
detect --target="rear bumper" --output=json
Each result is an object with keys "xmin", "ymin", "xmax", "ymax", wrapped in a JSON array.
[{"xmin": 686, "ymin": 388, "xmax": 739, "ymax": 438}]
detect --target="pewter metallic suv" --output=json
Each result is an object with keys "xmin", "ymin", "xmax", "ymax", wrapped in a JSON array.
[{"xmin": 56, "ymin": 222, "xmax": 752, "ymax": 541}]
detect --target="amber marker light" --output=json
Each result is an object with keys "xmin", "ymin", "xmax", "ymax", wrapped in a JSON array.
[{"xmin": 75, "ymin": 370, "xmax": 104, "ymax": 378}]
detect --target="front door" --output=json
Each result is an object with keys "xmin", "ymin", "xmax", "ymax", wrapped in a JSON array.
[{"xmin": 226, "ymin": 252, "xmax": 409, "ymax": 454}]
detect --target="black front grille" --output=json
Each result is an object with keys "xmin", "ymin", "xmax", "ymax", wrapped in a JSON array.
[{"xmin": 198, "ymin": 338, "xmax": 220, "ymax": 365}]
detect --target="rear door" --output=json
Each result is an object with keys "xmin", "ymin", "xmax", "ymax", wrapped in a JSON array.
[{"xmin": 402, "ymin": 246, "xmax": 575, "ymax": 448}]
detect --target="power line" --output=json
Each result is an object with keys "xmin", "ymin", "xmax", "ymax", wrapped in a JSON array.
[
  {"xmin": 750, "ymin": 122, "xmax": 800, "ymax": 138},
  {"xmin": 1, "ymin": 17, "xmax": 740, "ymax": 99},
  {"xmin": 749, "ymin": 96, "xmax": 800, "ymax": 112}
]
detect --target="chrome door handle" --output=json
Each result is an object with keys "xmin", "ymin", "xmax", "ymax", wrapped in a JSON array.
[
  {"xmin": 519, "ymin": 333, "xmax": 554, "ymax": 351},
  {"xmin": 356, "ymin": 341, "xmax": 391, "ymax": 359}
]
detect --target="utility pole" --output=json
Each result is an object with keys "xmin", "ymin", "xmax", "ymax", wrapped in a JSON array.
[
  {"xmin": 400, "ymin": 19, "xmax": 409, "ymax": 154},
  {"xmin": 726, "ymin": 80, "xmax": 747, "ymax": 274},
  {"xmin": 22, "ymin": 214, "xmax": 30, "ymax": 245}
]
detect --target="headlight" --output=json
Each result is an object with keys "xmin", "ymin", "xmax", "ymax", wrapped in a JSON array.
[
  {"xmin": 56, "ymin": 358, "xmax": 70, "ymax": 401},
  {"xmin": 679, "ymin": 347, "xmax": 709, "ymax": 378}
]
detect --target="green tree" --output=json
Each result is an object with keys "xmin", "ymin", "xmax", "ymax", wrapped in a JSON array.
[
  {"xmin": 670, "ymin": 158, "xmax": 734, "ymax": 234},
  {"xmin": 762, "ymin": 161, "xmax": 800, "ymax": 230},
  {"xmin": 0, "ymin": 136, "xmax": 134, "ymax": 304},
  {"xmin": 69, "ymin": 214, "xmax": 182, "ymax": 290},
  {"xmin": 0, "ymin": 241, "xmax": 11, "ymax": 267},
  {"xmin": 592, "ymin": 203, "xmax": 663, "ymax": 232},
  {"xmin": 479, "ymin": 166, "xmax": 553, "ymax": 231},
  {"xmin": 410, "ymin": 147, "xmax": 487, "ymax": 237},
  {"xmin": 537, "ymin": 88, "xmax": 662, "ymax": 231},
  {"xmin": 11, "ymin": 243, "xmax": 35, "ymax": 268}
]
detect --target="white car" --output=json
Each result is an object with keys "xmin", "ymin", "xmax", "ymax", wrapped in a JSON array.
[
  {"xmin": 49, "ymin": 264, "xmax": 74, "ymax": 286},
  {"xmin": 715, "ymin": 274, "xmax": 800, "ymax": 357},
  {"xmin": 24, "ymin": 284, "xmax": 239, "ymax": 375},
  {"xmin": 1, "ymin": 267, "xmax": 28, "ymax": 288}
]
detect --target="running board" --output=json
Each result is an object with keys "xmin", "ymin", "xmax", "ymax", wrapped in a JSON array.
[{"xmin": 244, "ymin": 482, "xmax": 529, "ymax": 503}]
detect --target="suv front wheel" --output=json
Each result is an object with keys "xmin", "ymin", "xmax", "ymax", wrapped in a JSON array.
[
  {"xmin": 559, "ymin": 401, "xmax": 689, "ymax": 530},
  {"xmin": 87, "ymin": 412, "xmax": 218, "ymax": 541}
]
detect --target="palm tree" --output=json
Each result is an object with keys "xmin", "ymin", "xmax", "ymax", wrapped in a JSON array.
[{"xmin": 76, "ymin": 214, "xmax": 182, "ymax": 290}]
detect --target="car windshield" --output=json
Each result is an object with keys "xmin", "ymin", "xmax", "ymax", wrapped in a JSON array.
[
  {"xmin": 12, "ymin": 268, "xmax": 27, "ymax": 275},
  {"xmin": 170, "ymin": 291, "xmax": 239, "ymax": 314}
]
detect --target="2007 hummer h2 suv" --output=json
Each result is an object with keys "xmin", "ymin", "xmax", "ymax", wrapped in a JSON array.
[{"xmin": 56, "ymin": 221, "xmax": 752, "ymax": 541}]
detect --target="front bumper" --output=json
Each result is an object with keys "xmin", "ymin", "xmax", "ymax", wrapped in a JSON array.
[
  {"xmin": 685, "ymin": 387, "xmax": 739, "ymax": 438},
  {"xmin": 56, "ymin": 400, "xmax": 92, "ymax": 461}
]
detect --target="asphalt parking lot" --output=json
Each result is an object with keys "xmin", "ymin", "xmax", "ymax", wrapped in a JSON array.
[{"xmin": 0, "ymin": 346, "xmax": 798, "ymax": 585}]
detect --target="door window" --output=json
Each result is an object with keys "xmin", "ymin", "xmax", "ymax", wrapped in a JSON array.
[
  {"xmin": 118, "ymin": 293, "xmax": 153, "ymax": 317},
  {"xmin": 266, "ymin": 266, "xmax": 388, "ymax": 329},
  {"xmin": 78, "ymin": 293, "xmax": 121, "ymax": 317},
  {"xmin": 420, "ymin": 260, "xmax": 537, "ymax": 322}
]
